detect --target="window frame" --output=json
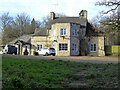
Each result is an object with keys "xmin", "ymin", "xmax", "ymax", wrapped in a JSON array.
[
  {"xmin": 72, "ymin": 44, "xmax": 77, "ymax": 52},
  {"xmin": 90, "ymin": 44, "xmax": 97, "ymax": 52},
  {"xmin": 72, "ymin": 29, "xmax": 75, "ymax": 36},
  {"xmin": 59, "ymin": 43, "xmax": 68, "ymax": 52},
  {"xmin": 33, "ymin": 45, "xmax": 35, "ymax": 49},
  {"xmin": 72, "ymin": 29, "xmax": 78, "ymax": 36},
  {"xmin": 60, "ymin": 28, "xmax": 67, "ymax": 36},
  {"xmin": 37, "ymin": 44, "xmax": 42, "ymax": 51}
]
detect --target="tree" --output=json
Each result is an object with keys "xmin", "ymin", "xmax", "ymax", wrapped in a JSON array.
[
  {"xmin": 0, "ymin": 32, "xmax": 2, "ymax": 45},
  {"xmin": 0, "ymin": 12, "xmax": 15, "ymax": 45},
  {"xmin": 100, "ymin": 12, "xmax": 120, "ymax": 45},
  {"xmin": 90, "ymin": 11, "xmax": 120, "ymax": 45},
  {"xmin": 94, "ymin": 0, "xmax": 120, "ymax": 45},
  {"xmin": 95, "ymin": 0, "xmax": 120, "ymax": 14},
  {"xmin": 2, "ymin": 25, "xmax": 18, "ymax": 45},
  {"xmin": 90, "ymin": 14, "xmax": 104, "ymax": 33},
  {"xmin": 0, "ymin": 12, "xmax": 31, "ymax": 45},
  {"xmin": 29, "ymin": 18, "xmax": 36, "ymax": 34},
  {"xmin": 0, "ymin": 12, "xmax": 13, "ymax": 32},
  {"xmin": 35, "ymin": 20, "xmax": 42, "ymax": 28},
  {"xmin": 15, "ymin": 13, "xmax": 31, "ymax": 35},
  {"xmin": 28, "ymin": 18, "xmax": 42, "ymax": 34}
]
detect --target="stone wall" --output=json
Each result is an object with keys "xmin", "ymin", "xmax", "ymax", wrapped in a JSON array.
[{"xmin": 89, "ymin": 36, "xmax": 105, "ymax": 56}]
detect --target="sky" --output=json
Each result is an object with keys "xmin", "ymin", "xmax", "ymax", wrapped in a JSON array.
[{"xmin": 0, "ymin": 0, "xmax": 111, "ymax": 21}]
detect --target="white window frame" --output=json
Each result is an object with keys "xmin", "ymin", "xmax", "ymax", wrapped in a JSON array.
[
  {"xmin": 52, "ymin": 29, "xmax": 56, "ymax": 37},
  {"xmin": 59, "ymin": 43, "xmax": 68, "ymax": 52},
  {"xmin": 60, "ymin": 28, "xmax": 67, "ymax": 36},
  {"xmin": 90, "ymin": 44, "xmax": 97, "ymax": 52},
  {"xmin": 37, "ymin": 44, "xmax": 42, "ymax": 51}
]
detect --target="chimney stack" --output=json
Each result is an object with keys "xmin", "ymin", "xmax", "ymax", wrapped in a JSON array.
[
  {"xmin": 50, "ymin": 12, "xmax": 55, "ymax": 20},
  {"xmin": 79, "ymin": 10, "xmax": 87, "ymax": 19}
]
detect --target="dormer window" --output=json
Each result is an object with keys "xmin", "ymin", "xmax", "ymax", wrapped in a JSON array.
[{"xmin": 61, "ymin": 28, "xmax": 67, "ymax": 36}]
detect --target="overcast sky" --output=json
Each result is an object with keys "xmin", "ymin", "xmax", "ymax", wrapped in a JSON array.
[{"xmin": 0, "ymin": 0, "xmax": 110, "ymax": 21}]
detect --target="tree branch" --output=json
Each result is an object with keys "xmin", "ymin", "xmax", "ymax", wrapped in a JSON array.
[
  {"xmin": 95, "ymin": 1, "xmax": 120, "ymax": 14},
  {"xmin": 104, "ymin": 5, "xmax": 119, "ymax": 14}
]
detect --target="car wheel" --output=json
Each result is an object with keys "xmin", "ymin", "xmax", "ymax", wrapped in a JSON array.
[
  {"xmin": 45, "ymin": 53, "xmax": 48, "ymax": 56},
  {"xmin": 53, "ymin": 54, "xmax": 55, "ymax": 56}
]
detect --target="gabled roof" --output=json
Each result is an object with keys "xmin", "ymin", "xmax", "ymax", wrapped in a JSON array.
[
  {"xmin": 14, "ymin": 40, "xmax": 31, "ymax": 45},
  {"xmin": 33, "ymin": 28, "xmax": 48, "ymax": 36},
  {"xmin": 47, "ymin": 17, "xmax": 87, "ymax": 29},
  {"xmin": 86, "ymin": 22, "xmax": 96, "ymax": 36},
  {"xmin": 8, "ymin": 34, "xmax": 33, "ymax": 44}
]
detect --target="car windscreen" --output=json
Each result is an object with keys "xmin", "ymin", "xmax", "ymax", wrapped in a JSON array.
[{"xmin": 50, "ymin": 48, "xmax": 55, "ymax": 50}]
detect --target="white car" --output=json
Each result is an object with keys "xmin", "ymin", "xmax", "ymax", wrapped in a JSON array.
[
  {"xmin": 37, "ymin": 47, "xmax": 56, "ymax": 56},
  {"xmin": 0, "ymin": 51, "xmax": 3, "ymax": 54}
]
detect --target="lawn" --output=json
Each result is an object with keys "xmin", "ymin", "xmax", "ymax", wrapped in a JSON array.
[{"xmin": 2, "ymin": 57, "xmax": 119, "ymax": 88}]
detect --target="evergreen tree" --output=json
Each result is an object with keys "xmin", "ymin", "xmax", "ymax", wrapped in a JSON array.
[{"xmin": 30, "ymin": 18, "xmax": 36, "ymax": 34}]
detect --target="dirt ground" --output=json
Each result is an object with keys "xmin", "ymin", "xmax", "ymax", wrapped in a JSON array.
[{"xmin": 2, "ymin": 54, "xmax": 119, "ymax": 64}]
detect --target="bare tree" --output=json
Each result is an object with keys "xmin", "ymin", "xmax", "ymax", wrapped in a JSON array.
[
  {"xmin": 35, "ymin": 20, "xmax": 42, "ymax": 28},
  {"xmin": 15, "ymin": 13, "xmax": 31, "ymax": 35},
  {"xmin": 91, "ymin": 11, "xmax": 120, "ymax": 45},
  {"xmin": 0, "ymin": 12, "xmax": 13, "ymax": 32},
  {"xmin": 95, "ymin": 0, "xmax": 120, "ymax": 14}
]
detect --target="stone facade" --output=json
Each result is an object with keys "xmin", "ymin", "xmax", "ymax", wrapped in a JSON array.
[
  {"xmin": 88, "ymin": 36, "xmax": 105, "ymax": 56},
  {"xmin": 31, "ymin": 23, "xmax": 81, "ymax": 56}
]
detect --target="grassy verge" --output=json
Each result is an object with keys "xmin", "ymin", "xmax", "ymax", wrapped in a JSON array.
[{"xmin": 2, "ymin": 57, "xmax": 119, "ymax": 88}]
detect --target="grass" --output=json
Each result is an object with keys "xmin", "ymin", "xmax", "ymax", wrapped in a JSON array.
[{"xmin": 2, "ymin": 57, "xmax": 119, "ymax": 88}]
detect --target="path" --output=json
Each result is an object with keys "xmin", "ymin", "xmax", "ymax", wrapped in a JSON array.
[{"xmin": 2, "ymin": 54, "xmax": 119, "ymax": 64}]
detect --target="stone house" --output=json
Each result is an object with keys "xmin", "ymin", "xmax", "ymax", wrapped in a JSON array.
[
  {"xmin": 8, "ymin": 35, "xmax": 32, "ymax": 55},
  {"xmin": 9, "ymin": 10, "xmax": 105, "ymax": 56},
  {"xmin": 31, "ymin": 10, "xmax": 105, "ymax": 56}
]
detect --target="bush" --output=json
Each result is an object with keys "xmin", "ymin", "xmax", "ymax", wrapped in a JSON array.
[
  {"xmin": 105, "ymin": 45, "xmax": 120, "ymax": 56},
  {"xmin": 24, "ymin": 49, "xmax": 28, "ymax": 55}
]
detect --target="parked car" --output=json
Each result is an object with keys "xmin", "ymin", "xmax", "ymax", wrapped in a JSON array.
[
  {"xmin": 37, "ymin": 47, "xmax": 56, "ymax": 56},
  {"xmin": 0, "ymin": 51, "xmax": 3, "ymax": 54},
  {"xmin": 2, "ymin": 45, "xmax": 17, "ymax": 55}
]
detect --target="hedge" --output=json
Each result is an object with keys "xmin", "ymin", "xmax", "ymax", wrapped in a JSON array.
[{"xmin": 105, "ymin": 45, "xmax": 120, "ymax": 56}]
